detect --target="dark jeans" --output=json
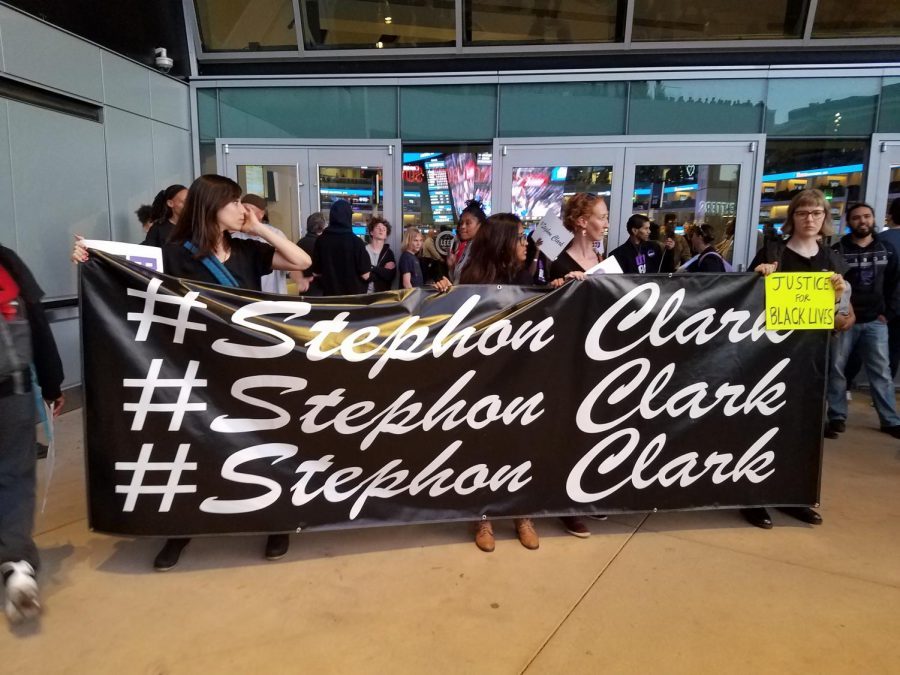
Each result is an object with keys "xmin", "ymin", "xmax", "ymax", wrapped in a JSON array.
[
  {"xmin": 846, "ymin": 318, "xmax": 900, "ymax": 384},
  {"xmin": 0, "ymin": 391, "xmax": 40, "ymax": 570}
]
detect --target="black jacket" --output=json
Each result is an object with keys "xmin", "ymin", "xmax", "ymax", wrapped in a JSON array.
[
  {"xmin": 833, "ymin": 235, "xmax": 900, "ymax": 322},
  {"xmin": 141, "ymin": 218, "xmax": 175, "ymax": 247},
  {"xmin": 367, "ymin": 244, "xmax": 396, "ymax": 292},
  {"xmin": 610, "ymin": 240, "xmax": 665, "ymax": 274},
  {"xmin": 312, "ymin": 200, "xmax": 370, "ymax": 296},
  {"xmin": 0, "ymin": 245, "xmax": 64, "ymax": 400}
]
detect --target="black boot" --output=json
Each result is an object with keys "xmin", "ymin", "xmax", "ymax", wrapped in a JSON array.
[
  {"xmin": 740, "ymin": 507, "xmax": 773, "ymax": 529},
  {"xmin": 777, "ymin": 506, "xmax": 822, "ymax": 525},
  {"xmin": 264, "ymin": 534, "xmax": 290, "ymax": 560},
  {"xmin": 154, "ymin": 537, "xmax": 190, "ymax": 571}
]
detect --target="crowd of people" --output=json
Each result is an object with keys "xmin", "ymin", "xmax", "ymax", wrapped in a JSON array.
[{"xmin": 2, "ymin": 170, "xmax": 897, "ymax": 624}]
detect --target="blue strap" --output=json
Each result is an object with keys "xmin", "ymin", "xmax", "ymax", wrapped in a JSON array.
[{"xmin": 183, "ymin": 241, "xmax": 239, "ymax": 288}]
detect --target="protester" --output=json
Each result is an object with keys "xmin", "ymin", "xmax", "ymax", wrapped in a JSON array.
[
  {"xmin": 663, "ymin": 213, "xmax": 691, "ymax": 267},
  {"xmin": 231, "ymin": 194, "xmax": 291, "ymax": 295},
  {"xmin": 312, "ymin": 200, "xmax": 371, "ymax": 296},
  {"xmin": 748, "ymin": 188, "xmax": 852, "ymax": 529},
  {"xmin": 685, "ymin": 224, "xmax": 728, "ymax": 272},
  {"xmin": 826, "ymin": 202, "xmax": 900, "ymax": 439},
  {"xmin": 448, "ymin": 200, "xmax": 487, "ymax": 283},
  {"xmin": 399, "ymin": 227, "xmax": 425, "ymax": 289},
  {"xmin": 73, "ymin": 174, "xmax": 311, "ymax": 568},
  {"xmin": 455, "ymin": 213, "xmax": 538, "ymax": 551},
  {"xmin": 297, "ymin": 212, "xmax": 326, "ymax": 296},
  {"xmin": 878, "ymin": 198, "xmax": 900, "ymax": 377},
  {"xmin": 142, "ymin": 184, "xmax": 187, "ymax": 246},
  {"xmin": 610, "ymin": 214, "xmax": 664, "ymax": 274},
  {"xmin": 1, "ymin": 244, "xmax": 65, "ymax": 624},
  {"xmin": 365, "ymin": 216, "xmax": 396, "ymax": 292},
  {"xmin": 135, "ymin": 204, "xmax": 153, "ymax": 234},
  {"xmin": 546, "ymin": 193, "xmax": 608, "ymax": 290}
]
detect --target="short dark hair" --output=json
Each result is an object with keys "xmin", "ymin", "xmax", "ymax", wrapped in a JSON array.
[
  {"xmin": 135, "ymin": 204, "xmax": 152, "ymax": 224},
  {"xmin": 845, "ymin": 202, "xmax": 875, "ymax": 221},
  {"xmin": 891, "ymin": 198, "xmax": 900, "ymax": 225},
  {"xmin": 626, "ymin": 213, "xmax": 650, "ymax": 235},
  {"xmin": 693, "ymin": 223, "xmax": 716, "ymax": 244}
]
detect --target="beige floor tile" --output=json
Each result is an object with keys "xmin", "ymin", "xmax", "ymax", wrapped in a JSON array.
[{"xmin": 526, "ymin": 532, "xmax": 900, "ymax": 675}]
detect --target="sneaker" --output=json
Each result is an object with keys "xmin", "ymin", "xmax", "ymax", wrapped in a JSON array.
[
  {"xmin": 824, "ymin": 425, "xmax": 839, "ymax": 440},
  {"xmin": 560, "ymin": 516, "xmax": 590, "ymax": 538},
  {"xmin": 880, "ymin": 425, "xmax": 900, "ymax": 439},
  {"xmin": 586, "ymin": 514, "xmax": 608, "ymax": 521},
  {"xmin": 264, "ymin": 534, "xmax": 290, "ymax": 560},
  {"xmin": 475, "ymin": 520, "xmax": 495, "ymax": 553},
  {"xmin": 829, "ymin": 419, "xmax": 846, "ymax": 434},
  {"xmin": 514, "ymin": 518, "xmax": 540, "ymax": 550},
  {"xmin": 1, "ymin": 561, "xmax": 41, "ymax": 624},
  {"xmin": 846, "ymin": 391, "xmax": 853, "ymax": 401},
  {"xmin": 153, "ymin": 537, "xmax": 190, "ymax": 571}
]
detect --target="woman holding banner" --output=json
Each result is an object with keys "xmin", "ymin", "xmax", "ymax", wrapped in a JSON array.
[
  {"xmin": 747, "ymin": 188, "xmax": 852, "ymax": 530},
  {"xmin": 544, "ymin": 193, "xmax": 609, "ymax": 538},
  {"xmin": 73, "ymin": 174, "xmax": 311, "ymax": 569},
  {"xmin": 440, "ymin": 212, "xmax": 539, "ymax": 551}
]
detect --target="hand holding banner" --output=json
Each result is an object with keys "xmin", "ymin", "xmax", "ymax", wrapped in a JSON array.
[{"xmin": 765, "ymin": 272, "xmax": 835, "ymax": 330}]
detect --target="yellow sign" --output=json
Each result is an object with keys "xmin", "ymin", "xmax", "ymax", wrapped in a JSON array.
[{"xmin": 765, "ymin": 272, "xmax": 835, "ymax": 330}]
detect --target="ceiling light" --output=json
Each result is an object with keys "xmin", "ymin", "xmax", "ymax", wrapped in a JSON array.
[{"xmin": 385, "ymin": 16, "xmax": 392, "ymax": 24}]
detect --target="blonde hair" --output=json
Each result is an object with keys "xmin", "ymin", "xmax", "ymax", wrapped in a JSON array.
[
  {"xmin": 401, "ymin": 227, "xmax": 423, "ymax": 252},
  {"xmin": 783, "ymin": 189, "xmax": 834, "ymax": 237}
]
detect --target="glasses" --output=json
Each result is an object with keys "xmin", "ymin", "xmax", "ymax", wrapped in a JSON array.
[
  {"xmin": 795, "ymin": 209, "xmax": 826, "ymax": 220},
  {"xmin": 517, "ymin": 233, "xmax": 528, "ymax": 243}
]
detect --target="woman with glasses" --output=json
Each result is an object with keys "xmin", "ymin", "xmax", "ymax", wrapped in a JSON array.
[
  {"xmin": 745, "ymin": 188, "xmax": 853, "ymax": 530},
  {"xmin": 434, "ymin": 213, "xmax": 537, "ymax": 551}
]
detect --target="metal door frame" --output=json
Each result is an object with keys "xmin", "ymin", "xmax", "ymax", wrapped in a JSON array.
[{"xmin": 865, "ymin": 134, "xmax": 900, "ymax": 229}]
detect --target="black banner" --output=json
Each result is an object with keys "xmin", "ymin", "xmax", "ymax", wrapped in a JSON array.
[{"xmin": 80, "ymin": 253, "xmax": 828, "ymax": 536}]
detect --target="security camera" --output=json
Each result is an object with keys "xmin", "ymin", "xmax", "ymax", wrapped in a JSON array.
[{"xmin": 154, "ymin": 48, "xmax": 174, "ymax": 73}]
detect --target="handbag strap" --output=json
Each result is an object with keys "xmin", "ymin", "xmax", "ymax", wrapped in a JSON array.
[{"xmin": 183, "ymin": 241, "xmax": 240, "ymax": 288}]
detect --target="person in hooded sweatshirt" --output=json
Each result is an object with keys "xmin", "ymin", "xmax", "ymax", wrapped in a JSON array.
[{"xmin": 312, "ymin": 199, "xmax": 371, "ymax": 296}]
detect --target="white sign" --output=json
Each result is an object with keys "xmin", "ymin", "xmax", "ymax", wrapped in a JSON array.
[
  {"xmin": 585, "ymin": 256, "xmax": 623, "ymax": 275},
  {"xmin": 82, "ymin": 240, "xmax": 164, "ymax": 272},
  {"xmin": 534, "ymin": 211, "xmax": 573, "ymax": 262}
]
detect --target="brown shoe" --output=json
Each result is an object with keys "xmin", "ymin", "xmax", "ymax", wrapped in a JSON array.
[
  {"xmin": 475, "ymin": 520, "xmax": 495, "ymax": 552},
  {"xmin": 514, "ymin": 518, "xmax": 539, "ymax": 550}
]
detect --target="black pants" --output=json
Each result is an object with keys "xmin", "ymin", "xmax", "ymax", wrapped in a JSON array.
[{"xmin": 0, "ymin": 390, "xmax": 39, "ymax": 571}]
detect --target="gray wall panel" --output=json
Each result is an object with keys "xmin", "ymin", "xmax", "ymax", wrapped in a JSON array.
[
  {"xmin": 106, "ymin": 108, "xmax": 155, "ymax": 243},
  {"xmin": 0, "ymin": 6, "xmax": 103, "ymax": 102},
  {"xmin": 152, "ymin": 122, "xmax": 193, "ymax": 191},
  {"xmin": 150, "ymin": 72, "xmax": 190, "ymax": 130},
  {"xmin": 101, "ymin": 52, "xmax": 152, "ymax": 117},
  {"xmin": 0, "ymin": 100, "xmax": 14, "ymax": 247},
  {"xmin": 50, "ymin": 317, "xmax": 81, "ymax": 390},
  {"xmin": 8, "ymin": 101, "xmax": 109, "ymax": 299}
]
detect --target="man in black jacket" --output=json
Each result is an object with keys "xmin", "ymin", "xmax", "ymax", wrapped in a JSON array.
[
  {"xmin": 827, "ymin": 203, "xmax": 900, "ymax": 437},
  {"xmin": 311, "ymin": 200, "xmax": 371, "ymax": 296},
  {"xmin": 0, "ymin": 244, "xmax": 65, "ymax": 624},
  {"xmin": 610, "ymin": 214, "xmax": 665, "ymax": 274}
]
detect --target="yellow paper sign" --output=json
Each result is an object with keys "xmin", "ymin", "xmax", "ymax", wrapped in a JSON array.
[{"xmin": 765, "ymin": 272, "xmax": 835, "ymax": 330}]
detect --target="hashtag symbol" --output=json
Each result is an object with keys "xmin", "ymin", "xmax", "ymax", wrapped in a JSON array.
[
  {"xmin": 123, "ymin": 359, "xmax": 207, "ymax": 431},
  {"xmin": 115, "ymin": 444, "xmax": 198, "ymax": 512},
  {"xmin": 127, "ymin": 277, "xmax": 207, "ymax": 344}
]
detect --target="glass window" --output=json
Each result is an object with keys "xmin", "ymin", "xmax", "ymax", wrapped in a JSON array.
[
  {"xmin": 197, "ymin": 89, "xmax": 219, "ymax": 142},
  {"xmin": 758, "ymin": 140, "xmax": 867, "ymax": 247},
  {"xmin": 812, "ymin": 0, "xmax": 900, "ymax": 37},
  {"xmin": 879, "ymin": 78, "xmax": 900, "ymax": 133},
  {"xmin": 465, "ymin": 0, "xmax": 622, "ymax": 45},
  {"xmin": 499, "ymin": 82, "xmax": 627, "ymax": 137},
  {"xmin": 766, "ymin": 78, "xmax": 880, "ymax": 136},
  {"xmin": 628, "ymin": 80, "xmax": 766, "ymax": 134},
  {"xmin": 219, "ymin": 86, "xmax": 398, "ymax": 138},
  {"xmin": 300, "ymin": 0, "xmax": 455, "ymax": 49},
  {"xmin": 199, "ymin": 142, "xmax": 218, "ymax": 175},
  {"xmin": 400, "ymin": 85, "xmax": 497, "ymax": 141},
  {"xmin": 631, "ymin": 0, "xmax": 806, "ymax": 41},
  {"xmin": 194, "ymin": 0, "xmax": 298, "ymax": 52}
]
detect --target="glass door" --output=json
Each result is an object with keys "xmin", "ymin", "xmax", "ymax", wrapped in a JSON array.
[
  {"xmin": 621, "ymin": 142, "xmax": 762, "ymax": 270},
  {"xmin": 865, "ymin": 135, "xmax": 900, "ymax": 231},
  {"xmin": 494, "ymin": 143, "xmax": 626, "ymax": 256}
]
